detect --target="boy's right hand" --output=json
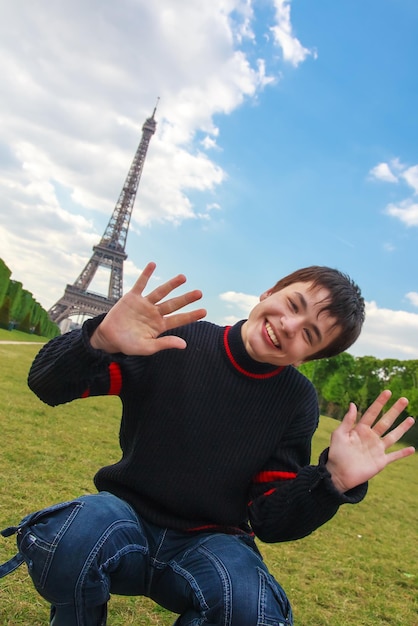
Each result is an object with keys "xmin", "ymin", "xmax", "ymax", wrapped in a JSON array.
[{"xmin": 90, "ymin": 262, "xmax": 206, "ymax": 355}]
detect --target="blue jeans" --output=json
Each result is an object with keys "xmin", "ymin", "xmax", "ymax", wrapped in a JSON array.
[{"xmin": 2, "ymin": 492, "xmax": 293, "ymax": 626}]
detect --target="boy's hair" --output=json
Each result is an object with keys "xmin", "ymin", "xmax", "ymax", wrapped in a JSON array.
[{"xmin": 270, "ymin": 266, "xmax": 365, "ymax": 361}]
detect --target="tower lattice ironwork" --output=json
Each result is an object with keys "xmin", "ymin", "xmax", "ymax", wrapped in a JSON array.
[{"xmin": 48, "ymin": 106, "xmax": 158, "ymax": 325}]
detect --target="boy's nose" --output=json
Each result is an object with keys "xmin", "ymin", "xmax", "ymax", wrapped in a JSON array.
[{"xmin": 281, "ymin": 316, "xmax": 301, "ymax": 337}]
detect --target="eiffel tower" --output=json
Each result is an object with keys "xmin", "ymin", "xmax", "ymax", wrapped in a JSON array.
[{"xmin": 48, "ymin": 105, "xmax": 158, "ymax": 326}]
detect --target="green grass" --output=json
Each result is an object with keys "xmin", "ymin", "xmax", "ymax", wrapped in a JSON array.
[
  {"xmin": 0, "ymin": 343, "xmax": 417, "ymax": 625},
  {"xmin": 0, "ymin": 328, "xmax": 47, "ymax": 343}
]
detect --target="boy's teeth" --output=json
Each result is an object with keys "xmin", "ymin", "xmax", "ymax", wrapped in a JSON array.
[{"xmin": 266, "ymin": 322, "xmax": 280, "ymax": 347}]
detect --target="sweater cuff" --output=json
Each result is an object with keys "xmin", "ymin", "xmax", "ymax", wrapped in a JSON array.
[
  {"xmin": 311, "ymin": 447, "xmax": 368, "ymax": 504},
  {"xmin": 82, "ymin": 314, "xmax": 108, "ymax": 355}
]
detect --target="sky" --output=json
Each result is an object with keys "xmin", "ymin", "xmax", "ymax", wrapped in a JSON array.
[{"xmin": 1, "ymin": 0, "xmax": 418, "ymax": 360}]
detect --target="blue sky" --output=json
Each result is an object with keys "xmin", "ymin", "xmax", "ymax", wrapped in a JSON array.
[{"xmin": 1, "ymin": 0, "xmax": 418, "ymax": 359}]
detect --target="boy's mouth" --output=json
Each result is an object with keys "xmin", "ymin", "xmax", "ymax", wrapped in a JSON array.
[{"xmin": 265, "ymin": 321, "xmax": 281, "ymax": 349}]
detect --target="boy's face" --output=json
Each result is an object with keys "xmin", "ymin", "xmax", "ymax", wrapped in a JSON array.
[{"xmin": 241, "ymin": 281, "xmax": 341, "ymax": 366}]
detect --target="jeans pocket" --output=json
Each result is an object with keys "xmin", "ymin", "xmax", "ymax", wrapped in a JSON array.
[{"xmin": 17, "ymin": 500, "xmax": 83, "ymax": 592}]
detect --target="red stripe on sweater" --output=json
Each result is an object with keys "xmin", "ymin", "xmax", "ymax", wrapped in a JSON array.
[
  {"xmin": 253, "ymin": 470, "xmax": 297, "ymax": 483},
  {"xmin": 108, "ymin": 362, "xmax": 122, "ymax": 395},
  {"xmin": 223, "ymin": 327, "xmax": 284, "ymax": 379},
  {"xmin": 188, "ymin": 524, "xmax": 254, "ymax": 536},
  {"xmin": 81, "ymin": 362, "xmax": 122, "ymax": 398},
  {"xmin": 248, "ymin": 488, "xmax": 277, "ymax": 506}
]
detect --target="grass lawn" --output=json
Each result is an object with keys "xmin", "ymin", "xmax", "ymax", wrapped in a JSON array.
[
  {"xmin": 0, "ymin": 328, "xmax": 47, "ymax": 343},
  {"xmin": 0, "ymin": 343, "xmax": 417, "ymax": 625}
]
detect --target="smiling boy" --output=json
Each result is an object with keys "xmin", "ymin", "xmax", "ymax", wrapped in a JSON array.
[
  {"xmin": 242, "ymin": 266, "xmax": 362, "ymax": 367},
  {"xmin": 1, "ymin": 262, "xmax": 415, "ymax": 626}
]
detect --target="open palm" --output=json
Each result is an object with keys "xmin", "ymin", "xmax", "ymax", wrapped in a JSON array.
[
  {"xmin": 90, "ymin": 262, "xmax": 207, "ymax": 355},
  {"xmin": 326, "ymin": 390, "xmax": 415, "ymax": 493}
]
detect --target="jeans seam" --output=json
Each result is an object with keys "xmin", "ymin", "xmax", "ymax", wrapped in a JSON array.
[
  {"xmin": 198, "ymin": 544, "xmax": 232, "ymax": 626},
  {"xmin": 74, "ymin": 518, "xmax": 140, "ymax": 625},
  {"xmin": 39, "ymin": 503, "xmax": 83, "ymax": 588},
  {"xmin": 256, "ymin": 566, "xmax": 292, "ymax": 626},
  {"xmin": 169, "ymin": 560, "xmax": 210, "ymax": 617}
]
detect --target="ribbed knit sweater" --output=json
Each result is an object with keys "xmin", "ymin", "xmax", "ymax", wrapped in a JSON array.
[{"xmin": 28, "ymin": 317, "xmax": 367, "ymax": 543}]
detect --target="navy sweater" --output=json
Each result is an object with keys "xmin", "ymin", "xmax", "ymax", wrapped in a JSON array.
[{"xmin": 28, "ymin": 317, "xmax": 367, "ymax": 543}]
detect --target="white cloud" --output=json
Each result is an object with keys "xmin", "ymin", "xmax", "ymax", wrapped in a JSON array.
[
  {"xmin": 201, "ymin": 136, "xmax": 219, "ymax": 150},
  {"xmin": 369, "ymin": 158, "xmax": 418, "ymax": 190},
  {"xmin": 270, "ymin": 0, "xmax": 316, "ymax": 67},
  {"xmin": 369, "ymin": 162, "xmax": 398, "ymax": 183},
  {"xmin": 406, "ymin": 292, "xmax": 418, "ymax": 308},
  {"xmin": 370, "ymin": 158, "xmax": 418, "ymax": 227},
  {"xmin": 350, "ymin": 301, "xmax": 418, "ymax": 359},
  {"xmin": 385, "ymin": 199, "xmax": 418, "ymax": 226},
  {"xmin": 401, "ymin": 164, "xmax": 418, "ymax": 194},
  {"xmin": 220, "ymin": 291, "xmax": 259, "ymax": 318}
]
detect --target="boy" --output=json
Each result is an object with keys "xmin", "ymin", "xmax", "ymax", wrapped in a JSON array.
[{"xmin": 1, "ymin": 262, "xmax": 415, "ymax": 625}]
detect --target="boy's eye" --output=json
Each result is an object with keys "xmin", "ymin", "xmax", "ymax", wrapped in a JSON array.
[
  {"xmin": 289, "ymin": 299, "xmax": 298, "ymax": 312},
  {"xmin": 304, "ymin": 329, "xmax": 313, "ymax": 344}
]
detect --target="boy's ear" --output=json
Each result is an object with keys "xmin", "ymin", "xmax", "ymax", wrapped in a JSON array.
[{"xmin": 260, "ymin": 290, "xmax": 272, "ymax": 301}]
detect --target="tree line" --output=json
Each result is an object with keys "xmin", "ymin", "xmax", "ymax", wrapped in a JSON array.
[
  {"xmin": 0, "ymin": 258, "xmax": 60, "ymax": 339},
  {"xmin": 299, "ymin": 352, "xmax": 418, "ymax": 446}
]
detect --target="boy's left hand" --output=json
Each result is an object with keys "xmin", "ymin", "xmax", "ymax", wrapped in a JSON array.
[{"xmin": 326, "ymin": 390, "xmax": 415, "ymax": 493}]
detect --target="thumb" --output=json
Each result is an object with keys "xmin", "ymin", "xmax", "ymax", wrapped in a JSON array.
[
  {"xmin": 139, "ymin": 335, "xmax": 187, "ymax": 355},
  {"xmin": 156, "ymin": 335, "xmax": 187, "ymax": 351},
  {"xmin": 340, "ymin": 402, "xmax": 358, "ymax": 433}
]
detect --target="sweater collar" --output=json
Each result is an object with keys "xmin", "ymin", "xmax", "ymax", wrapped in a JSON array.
[{"xmin": 223, "ymin": 321, "xmax": 285, "ymax": 379}]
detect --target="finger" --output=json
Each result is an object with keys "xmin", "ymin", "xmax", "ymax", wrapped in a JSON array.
[
  {"xmin": 338, "ymin": 402, "xmax": 358, "ymax": 433},
  {"xmin": 357, "ymin": 390, "xmax": 393, "ymax": 427},
  {"xmin": 372, "ymin": 396, "xmax": 409, "ymax": 437},
  {"xmin": 156, "ymin": 335, "xmax": 188, "ymax": 351},
  {"xmin": 382, "ymin": 416, "xmax": 415, "ymax": 448},
  {"xmin": 158, "ymin": 289, "xmax": 203, "ymax": 316},
  {"xmin": 146, "ymin": 274, "xmax": 188, "ymax": 305},
  {"xmin": 162, "ymin": 308, "xmax": 207, "ymax": 330},
  {"xmin": 149, "ymin": 335, "xmax": 188, "ymax": 353},
  {"xmin": 130, "ymin": 262, "xmax": 157, "ymax": 296},
  {"xmin": 383, "ymin": 445, "xmax": 416, "ymax": 466}
]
